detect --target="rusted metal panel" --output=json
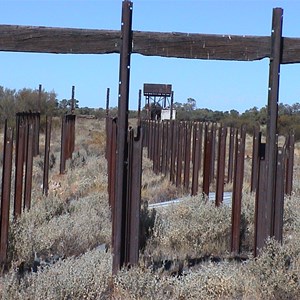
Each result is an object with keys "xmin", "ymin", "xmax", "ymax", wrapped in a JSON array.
[
  {"xmin": 0, "ymin": 121, "xmax": 13, "ymax": 264},
  {"xmin": 125, "ymin": 127, "xmax": 143, "ymax": 264},
  {"xmin": 227, "ymin": 127, "xmax": 235, "ymax": 183},
  {"xmin": 183, "ymin": 122, "xmax": 192, "ymax": 192},
  {"xmin": 137, "ymin": 89, "xmax": 142, "ymax": 126},
  {"xmin": 24, "ymin": 123, "xmax": 34, "ymax": 210},
  {"xmin": 161, "ymin": 121, "xmax": 168, "ymax": 175},
  {"xmin": 153, "ymin": 121, "xmax": 159, "ymax": 173},
  {"xmin": 60, "ymin": 116, "xmax": 67, "ymax": 174},
  {"xmin": 157, "ymin": 121, "xmax": 163, "ymax": 174},
  {"xmin": 108, "ymin": 118, "xmax": 117, "ymax": 209},
  {"xmin": 112, "ymin": 0, "xmax": 133, "ymax": 274},
  {"xmin": 285, "ymin": 132, "xmax": 295, "ymax": 195},
  {"xmin": 59, "ymin": 114, "xmax": 76, "ymax": 174},
  {"xmin": 105, "ymin": 88, "xmax": 110, "ymax": 159},
  {"xmin": 35, "ymin": 113, "xmax": 40, "ymax": 156},
  {"xmin": 231, "ymin": 125, "xmax": 246, "ymax": 254},
  {"xmin": 170, "ymin": 120, "xmax": 177, "ymax": 184},
  {"xmin": 191, "ymin": 122, "xmax": 202, "ymax": 196},
  {"xmin": 105, "ymin": 116, "xmax": 111, "ymax": 160},
  {"xmin": 149, "ymin": 121, "xmax": 155, "ymax": 160},
  {"xmin": 165, "ymin": 120, "xmax": 172, "ymax": 174},
  {"xmin": 273, "ymin": 146, "xmax": 286, "ymax": 242},
  {"xmin": 14, "ymin": 116, "xmax": 26, "ymax": 218},
  {"xmin": 216, "ymin": 126, "xmax": 227, "ymax": 206},
  {"xmin": 254, "ymin": 141, "xmax": 267, "ymax": 257},
  {"xmin": 106, "ymin": 87, "xmax": 110, "ymax": 116},
  {"xmin": 203, "ymin": 123, "xmax": 212, "ymax": 196},
  {"xmin": 176, "ymin": 122, "xmax": 184, "ymax": 187},
  {"xmin": 43, "ymin": 116, "xmax": 52, "ymax": 196},
  {"xmin": 251, "ymin": 127, "xmax": 261, "ymax": 192},
  {"xmin": 210, "ymin": 123, "xmax": 217, "ymax": 182},
  {"xmin": 38, "ymin": 84, "xmax": 42, "ymax": 112}
]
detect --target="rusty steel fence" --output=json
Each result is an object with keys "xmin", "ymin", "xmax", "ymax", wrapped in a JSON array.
[
  {"xmin": 106, "ymin": 116, "xmax": 143, "ymax": 273},
  {"xmin": 0, "ymin": 103, "xmax": 76, "ymax": 264},
  {"xmin": 14, "ymin": 112, "xmax": 41, "ymax": 215},
  {"xmin": 59, "ymin": 114, "xmax": 76, "ymax": 174},
  {"xmin": 141, "ymin": 119, "xmax": 295, "ymax": 255}
]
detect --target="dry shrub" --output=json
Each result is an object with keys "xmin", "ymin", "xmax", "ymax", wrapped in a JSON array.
[
  {"xmin": 240, "ymin": 238, "xmax": 300, "ymax": 299},
  {"xmin": 113, "ymin": 261, "xmax": 242, "ymax": 300},
  {"xmin": 75, "ymin": 118, "xmax": 106, "ymax": 157},
  {"xmin": 9, "ymin": 193, "xmax": 111, "ymax": 267},
  {"xmin": 240, "ymin": 191, "xmax": 256, "ymax": 252},
  {"xmin": 144, "ymin": 195, "xmax": 232, "ymax": 261},
  {"xmin": 115, "ymin": 238, "xmax": 300, "ymax": 300},
  {"xmin": 141, "ymin": 152, "xmax": 184, "ymax": 204},
  {"xmin": 0, "ymin": 248, "xmax": 112, "ymax": 300}
]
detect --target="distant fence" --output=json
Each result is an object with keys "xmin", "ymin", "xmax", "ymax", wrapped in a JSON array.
[
  {"xmin": 106, "ymin": 116, "xmax": 295, "ymax": 272},
  {"xmin": 141, "ymin": 119, "xmax": 295, "ymax": 255},
  {"xmin": 0, "ymin": 97, "xmax": 76, "ymax": 265}
]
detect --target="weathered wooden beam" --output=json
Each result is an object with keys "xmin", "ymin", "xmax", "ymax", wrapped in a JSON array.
[
  {"xmin": 134, "ymin": 31, "xmax": 270, "ymax": 61},
  {"xmin": 0, "ymin": 24, "xmax": 300, "ymax": 63},
  {"xmin": 0, "ymin": 25, "xmax": 121, "ymax": 54}
]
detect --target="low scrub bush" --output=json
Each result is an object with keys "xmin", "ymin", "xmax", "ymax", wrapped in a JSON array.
[{"xmin": 143, "ymin": 195, "xmax": 232, "ymax": 262}]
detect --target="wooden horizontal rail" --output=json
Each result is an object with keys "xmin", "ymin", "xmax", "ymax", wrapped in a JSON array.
[{"xmin": 0, "ymin": 25, "xmax": 300, "ymax": 63}]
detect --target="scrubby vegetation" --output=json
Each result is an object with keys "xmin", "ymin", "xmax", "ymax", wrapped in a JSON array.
[{"xmin": 0, "ymin": 88, "xmax": 299, "ymax": 298}]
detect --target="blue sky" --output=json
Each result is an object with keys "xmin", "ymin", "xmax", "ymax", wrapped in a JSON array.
[{"xmin": 0, "ymin": 0, "xmax": 300, "ymax": 112}]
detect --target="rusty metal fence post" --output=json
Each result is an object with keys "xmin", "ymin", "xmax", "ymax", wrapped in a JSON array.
[
  {"xmin": 227, "ymin": 127, "xmax": 235, "ymax": 183},
  {"xmin": 125, "ymin": 126, "xmax": 143, "ymax": 264},
  {"xmin": 170, "ymin": 120, "xmax": 177, "ymax": 184},
  {"xmin": 285, "ymin": 132, "xmax": 294, "ymax": 195},
  {"xmin": 14, "ymin": 115, "xmax": 26, "ymax": 218},
  {"xmin": 24, "ymin": 123, "xmax": 34, "ymax": 210},
  {"xmin": 112, "ymin": 0, "xmax": 133, "ymax": 274},
  {"xmin": 0, "ymin": 121, "xmax": 13, "ymax": 264},
  {"xmin": 210, "ymin": 123, "xmax": 217, "ymax": 182},
  {"xmin": 251, "ymin": 127, "xmax": 261, "ymax": 192},
  {"xmin": 105, "ymin": 88, "xmax": 110, "ymax": 160},
  {"xmin": 60, "ymin": 114, "xmax": 76, "ymax": 174},
  {"xmin": 183, "ymin": 122, "xmax": 192, "ymax": 192},
  {"xmin": 231, "ymin": 125, "xmax": 246, "ymax": 254},
  {"xmin": 107, "ymin": 117, "xmax": 117, "ymax": 209},
  {"xmin": 191, "ymin": 122, "xmax": 202, "ymax": 196},
  {"xmin": 176, "ymin": 122, "xmax": 184, "ymax": 187},
  {"xmin": 43, "ymin": 116, "xmax": 52, "ymax": 196},
  {"xmin": 254, "ymin": 140, "xmax": 267, "ymax": 256},
  {"xmin": 215, "ymin": 126, "xmax": 227, "ymax": 206},
  {"xmin": 203, "ymin": 123, "xmax": 212, "ymax": 196},
  {"xmin": 273, "ymin": 145, "xmax": 286, "ymax": 242}
]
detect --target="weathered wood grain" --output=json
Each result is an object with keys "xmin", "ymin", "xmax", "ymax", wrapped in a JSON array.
[
  {"xmin": 0, "ymin": 25, "xmax": 300, "ymax": 63},
  {"xmin": 0, "ymin": 25, "xmax": 121, "ymax": 54},
  {"xmin": 133, "ymin": 30, "xmax": 271, "ymax": 61}
]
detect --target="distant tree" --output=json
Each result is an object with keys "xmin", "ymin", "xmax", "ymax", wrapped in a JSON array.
[
  {"xmin": 0, "ymin": 86, "xmax": 16, "ymax": 125},
  {"xmin": 183, "ymin": 98, "xmax": 196, "ymax": 111},
  {"xmin": 291, "ymin": 102, "xmax": 300, "ymax": 114}
]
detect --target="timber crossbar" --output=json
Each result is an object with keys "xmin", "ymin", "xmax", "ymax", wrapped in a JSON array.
[{"xmin": 1, "ymin": 25, "xmax": 300, "ymax": 63}]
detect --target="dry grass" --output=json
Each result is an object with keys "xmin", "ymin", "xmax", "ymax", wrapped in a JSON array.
[{"xmin": 0, "ymin": 119, "xmax": 299, "ymax": 299}]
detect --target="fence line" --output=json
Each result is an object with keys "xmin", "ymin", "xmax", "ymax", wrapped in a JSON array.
[{"xmin": 138, "ymin": 119, "xmax": 294, "ymax": 258}]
